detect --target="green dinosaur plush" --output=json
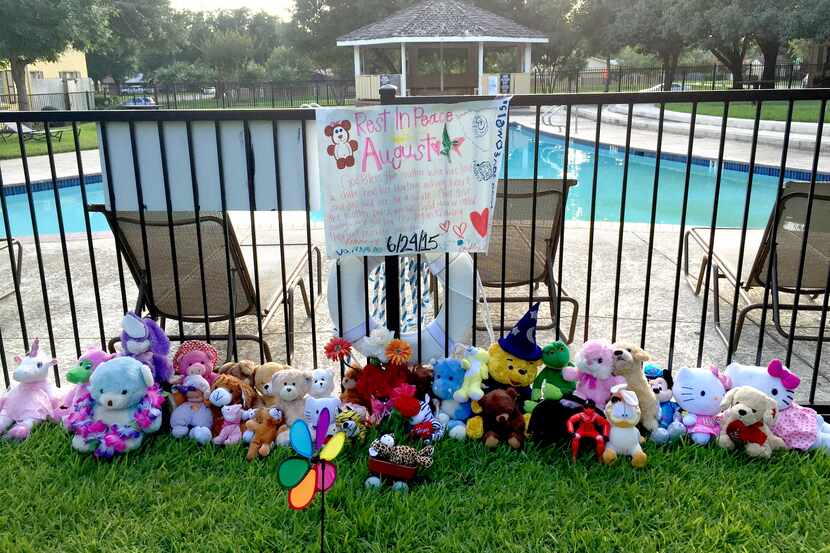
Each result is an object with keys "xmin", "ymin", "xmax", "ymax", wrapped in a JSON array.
[
  {"xmin": 66, "ymin": 360, "xmax": 94, "ymax": 384},
  {"xmin": 524, "ymin": 341, "xmax": 575, "ymax": 412}
]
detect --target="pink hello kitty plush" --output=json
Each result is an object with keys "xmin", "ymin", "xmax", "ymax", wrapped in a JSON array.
[
  {"xmin": 727, "ymin": 359, "xmax": 830, "ymax": 453},
  {"xmin": 0, "ymin": 339, "xmax": 62, "ymax": 440},
  {"xmin": 674, "ymin": 366, "xmax": 731, "ymax": 445},
  {"xmin": 562, "ymin": 339, "xmax": 624, "ymax": 408},
  {"xmin": 213, "ymin": 404, "xmax": 243, "ymax": 446}
]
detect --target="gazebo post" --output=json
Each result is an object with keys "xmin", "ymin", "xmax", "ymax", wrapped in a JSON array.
[
  {"xmin": 523, "ymin": 43, "xmax": 532, "ymax": 73},
  {"xmin": 478, "ymin": 42, "xmax": 484, "ymax": 95},
  {"xmin": 353, "ymin": 46, "xmax": 361, "ymax": 79},
  {"xmin": 400, "ymin": 43, "xmax": 407, "ymax": 96}
]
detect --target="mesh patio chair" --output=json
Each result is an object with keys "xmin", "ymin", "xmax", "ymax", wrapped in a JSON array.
[
  {"xmin": 434, "ymin": 178, "xmax": 579, "ymax": 343},
  {"xmin": 90, "ymin": 205, "xmax": 321, "ymax": 361},
  {"xmin": 683, "ymin": 181, "xmax": 830, "ymax": 351},
  {"xmin": 0, "ymin": 122, "xmax": 63, "ymax": 142}
]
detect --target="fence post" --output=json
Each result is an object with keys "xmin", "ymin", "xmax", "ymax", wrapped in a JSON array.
[
  {"xmin": 681, "ymin": 69, "xmax": 687, "ymax": 92},
  {"xmin": 378, "ymin": 84, "xmax": 401, "ymax": 338},
  {"xmin": 711, "ymin": 64, "xmax": 717, "ymax": 91},
  {"xmin": 271, "ymin": 83, "xmax": 275, "ymax": 107},
  {"xmin": 618, "ymin": 66, "xmax": 623, "ymax": 92},
  {"xmin": 788, "ymin": 65, "xmax": 794, "ymax": 89}
]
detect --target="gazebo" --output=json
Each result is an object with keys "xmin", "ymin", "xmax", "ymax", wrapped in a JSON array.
[{"xmin": 337, "ymin": 0, "xmax": 548, "ymax": 99}]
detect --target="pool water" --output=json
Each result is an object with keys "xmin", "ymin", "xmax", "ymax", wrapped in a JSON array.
[
  {"xmin": 506, "ymin": 124, "xmax": 782, "ymax": 228},
  {"xmin": 1, "ymin": 128, "xmax": 822, "ymax": 238}
]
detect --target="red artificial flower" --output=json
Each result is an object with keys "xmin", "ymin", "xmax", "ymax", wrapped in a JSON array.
[
  {"xmin": 393, "ymin": 395, "xmax": 421, "ymax": 418},
  {"xmin": 324, "ymin": 337, "xmax": 352, "ymax": 362}
]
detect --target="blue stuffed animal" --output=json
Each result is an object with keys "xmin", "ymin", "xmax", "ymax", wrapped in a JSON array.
[
  {"xmin": 67, "ymin": 357, "xmax": 163, "ymax": 458},
  {"xmin": 432, "ymin": 358, "xmax": 473, "ymax": 440}
]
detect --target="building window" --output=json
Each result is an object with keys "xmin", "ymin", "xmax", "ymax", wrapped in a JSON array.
[
  {"xmin": 30, "ymin": 71, "xmax": 44, "ymax": 80},
  {"xmin": 59, "ymin": 71, "xmax": 81, "ymax": 81}
]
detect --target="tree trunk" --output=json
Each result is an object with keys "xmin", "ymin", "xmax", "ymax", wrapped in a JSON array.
[
  {"xmin": 757, "ymin": 37, "xmax": 780, "ymax": 88},
  {"xmin": 662, "ymin": 51, "xmax": 679, "ymax": 92},
  {"xmin": 604, "ymin": 54, "xmax": 611, "ymax": 93},
  {"xmin": 10, "ymin": 58, "xmax": 30, "ymax": 112}
]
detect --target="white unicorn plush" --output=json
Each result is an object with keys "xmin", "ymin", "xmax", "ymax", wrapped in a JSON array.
[{"xmin": 0, "ymin": 338, "xmax": 63, "ymax": 440}]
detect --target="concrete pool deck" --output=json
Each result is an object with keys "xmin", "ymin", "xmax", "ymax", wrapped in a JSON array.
[{"xmin": 1, "ymin": 215, "xmax": 828, "ymax": 406}]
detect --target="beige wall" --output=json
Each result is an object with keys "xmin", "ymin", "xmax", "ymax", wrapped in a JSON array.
[
  {"xmin": 479, "ymin": 73, "xmax": 532, "ymax": 94},
  {"xmin": 27, "ymin": 49, "xmax": 89, "ymax": 80}
]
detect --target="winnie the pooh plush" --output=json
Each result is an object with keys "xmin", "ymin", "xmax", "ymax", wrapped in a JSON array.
[
  {"xmin": 479, "ymin": 388, "xmax": 526, "ymax": 450},
  {"xmin": 483, "ymin": 303, "xmax": 543, "ymax": 412}
]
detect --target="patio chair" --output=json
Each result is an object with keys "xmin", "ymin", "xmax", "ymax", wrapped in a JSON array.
[
  {"xmin": 683, "ymin": 181, "xmax": 830, "ymax": 351},
  {"xmin": 0, "ymin": 239, "xmax": 23, "ymax": 301},
  {"xmin": 89, "ymin": 205, "xmax": 321, "ymax": 361},
  {"xmin": 0, "ymin": 122, "xmax": 64, "ymax": 142},
  {"xmin": 432, "ymin": 178, "xmax": 579, "ymax": 343}
]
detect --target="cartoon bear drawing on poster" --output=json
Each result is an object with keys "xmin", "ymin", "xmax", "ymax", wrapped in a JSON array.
[{"xmin": 325, "ymin": 120, "xmax": 359, "ymax": 169}]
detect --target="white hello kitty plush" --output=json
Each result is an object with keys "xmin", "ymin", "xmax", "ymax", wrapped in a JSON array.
[
  {"xmin": 674, "ymin": 366, "xmax": 731, "ymax": 445},
  {"xmin": 727, "ymin": 359, "xmax": 830, "ymax": 453}
]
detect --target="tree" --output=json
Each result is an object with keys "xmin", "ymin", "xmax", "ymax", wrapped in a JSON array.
[
  {"xmin": 617, "ymin": 0, "xmax": 699, "ymax": 92},
  {"xmin": 569, "ymin": 0, "xmax": 622, "ymax": 91},
  {"xmin": 0, "ymin": 0, "xmax": 111, "ymax": 111},
  {"xmin": 265, "ymin": 47, "xmax": 315, "ymax": 82},
  {"xmin": 152, "ymin": 61, "xmax": 215, "ymax": 85},
  {"xmin": 86, "ymin": 0, "xmax": 174, "ymax": 86},
  {"xmin": 201, "ymin": 30, "xmax": 253, "ymax": 96},
  {"xmin": 693, "ymin": 0, "xmax": 753, "ymax": 88}
]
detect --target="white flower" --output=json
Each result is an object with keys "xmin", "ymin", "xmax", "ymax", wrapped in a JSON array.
[{"xmin": 363, "ymin": 327, "xmax": 394, "ymax": 362}]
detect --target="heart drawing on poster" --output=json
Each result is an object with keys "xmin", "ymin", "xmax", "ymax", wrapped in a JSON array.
[
  {"xmin": 452, "ymin": 222, "xmax": 467, "ymax": 238},
  {"xmin": 469, "ymin": 208, "xmax": 490, "ymax": 237},
  {"xmin": 439, "ymin": 220, "xmax": 450, "ymax": 233}
]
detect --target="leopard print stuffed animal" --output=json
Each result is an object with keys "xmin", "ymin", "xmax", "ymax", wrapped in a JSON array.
[{"xmin": 369, "ymin": 434, "xmax": 434, "ymax": 469}]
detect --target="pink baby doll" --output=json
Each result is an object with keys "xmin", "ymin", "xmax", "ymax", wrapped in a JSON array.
[
  {"xmin": 562, "ymin": 339, "xmax": 624, "ymax": 408},
  {"xmin": 171, "ymin": 341, "xmax": 219, "ymax": 386},
  {"xmin": 0, "ymin": 338, "xmax": 63, "ymax": 440},
  {"xmin": 213, "ymin": 404, "xmax": 244, "ymax": 446}
]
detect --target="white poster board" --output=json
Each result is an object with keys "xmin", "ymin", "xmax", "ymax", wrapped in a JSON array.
[{"xmin": 317, "ymin": 98, "xmax": 511, "ymax": 257}]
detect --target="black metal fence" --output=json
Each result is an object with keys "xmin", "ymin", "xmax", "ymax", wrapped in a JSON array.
[
  {"xmin": 97, "ymin": 80, "xmax": 356, "ymax": 110},
  {"xmin": 1, "ymin": 91, "xmax": 96, "ymax": 112},
  {"xmin": 0, "ymin": 87, "xmax": 828, "ymax": 411},
  {"xmin": 534, "ymin": 63, "xmax": 821, "ymax": 93}
]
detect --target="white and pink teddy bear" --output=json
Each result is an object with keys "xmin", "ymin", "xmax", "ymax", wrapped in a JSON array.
[
  {"xmin": 727, "ymin": 359, "xmax": 830, "ymax": 453},
  {"xmin": 0, "ymin": 338, "xmax": 63, "ymax": 440},
  {"xmin": 562, "ymin": 339, "xmax": 624, "ymax": 408},
  {"xmin": 213, "ymin": 403, "xmax": 244, "ymax": 446}
]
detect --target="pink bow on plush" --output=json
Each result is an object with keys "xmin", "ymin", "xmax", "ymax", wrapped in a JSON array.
[
  {"xmin": 370, "ymin": 398, "xmax": 393, "ymax": 422},
  {"xmin": 767, "ymin": 359, "xmax": 800, "ymax": 389},
  {"xmin": 579, "ymin": 372, "xmax": 598, "ymax": 390}
]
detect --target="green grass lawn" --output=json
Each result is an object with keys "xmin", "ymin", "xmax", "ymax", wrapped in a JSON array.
[
  {"xmin": 0, "ymin": 123, "xmax": 98, "ymax": 161},
  {"xmin": 1, "ymin": 425, "xmax": 829, "ymax": 552},
  {"xmin": 666, "ymin": 101, "xmax": 827, "ymax": 123}
]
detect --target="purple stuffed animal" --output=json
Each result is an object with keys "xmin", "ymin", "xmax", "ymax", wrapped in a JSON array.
[{"xmin": 120, "ymin": 312, "xmax": 173, "ymax": 385}]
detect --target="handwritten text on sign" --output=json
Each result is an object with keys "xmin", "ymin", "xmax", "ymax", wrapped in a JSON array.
[{"xmin": 317, "ymin": 99, "xmax": 511, "ymax": 257}]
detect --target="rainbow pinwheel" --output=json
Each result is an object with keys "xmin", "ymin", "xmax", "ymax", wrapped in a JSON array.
[{"xmin": 278, "ymin": 408, "xmax": 345, "ymax": 510}]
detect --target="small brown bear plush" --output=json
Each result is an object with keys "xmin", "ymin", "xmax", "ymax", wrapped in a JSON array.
[
  {"xmin": 480, "ymin": 388, "xmax": 526, "ymax": 450},
  {"xmin": 718, "ymin": 386, "xmax": 786, "ymax": 459},
  {"xmin": 245, "ymin": 407, "xmax": 285, "ymax": 461},
  {"xmin": 217, "ymin": 360, "xmax": 257, "ymax": 388},
  {"xmin": 408, "ymin": 364, "xmax": 434, "ymax": 401},
  {"xmin": 339, "ymin": 365, "xmax": 365, "ymax": 407}
]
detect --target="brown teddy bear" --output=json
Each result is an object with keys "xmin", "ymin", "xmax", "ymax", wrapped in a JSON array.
[
  {"xmin": 480, "ymin": 388, "xmax": 526, "ymax": 450},
  {"xmin": 217, "ymin": 360, "xmax": 257, "ymax": 388},
  {"xmin": 245, "ymin": 407, "xmax": 285, "ymax": 461},
  {"xmin": 252, "ymin": 362, "xmax": 288, "ymax": 408},
  {"xmin": 718, "ymin": 386, "xmax": 786, "ymax": 458},
  {"xmin": 611, "ymin": 342, "xmax": 659, "ymax": 431},
  {"xmin": 408, "ymin": 364, "xmax": 434, "ymax": 401},
  {"xmin": 272, "ymin": 367, "xmax": 312, "ymax": 445}
]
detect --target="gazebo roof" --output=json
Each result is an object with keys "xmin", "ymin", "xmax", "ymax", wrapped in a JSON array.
[{"xmin": 336, "ymin": 0, "xmax": 549, "ymax": 46}]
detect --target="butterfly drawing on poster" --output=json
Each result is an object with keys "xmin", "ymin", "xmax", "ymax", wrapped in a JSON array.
[{"xmin": 440, "ymin": 123, "xmax": 464, "ymax": 161}]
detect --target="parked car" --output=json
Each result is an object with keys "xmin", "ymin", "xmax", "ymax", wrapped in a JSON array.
[{"xmin": 119, "ymin": 96, "xmax": 158, "ymax": 109}]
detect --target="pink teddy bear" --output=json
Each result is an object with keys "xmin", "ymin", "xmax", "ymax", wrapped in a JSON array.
[
  {"xmin": 213, "ymin": 404, "xmax": 243, "ymax": 446},
  {"xmin": 562, "ymin": 339, "xmax": 624, "ymax": 408},
  {"xmin": 171, "ymin": 341, "xmax": 219, "ymax": 386},
  {"xmin": 0, "ymin": 339, "xmax": 63, "ymax": 440}
]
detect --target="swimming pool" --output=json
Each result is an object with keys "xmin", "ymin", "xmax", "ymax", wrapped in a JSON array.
[{"xmin": 1, "ymin": 127, "xmax": 826, "ymax": 238}]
